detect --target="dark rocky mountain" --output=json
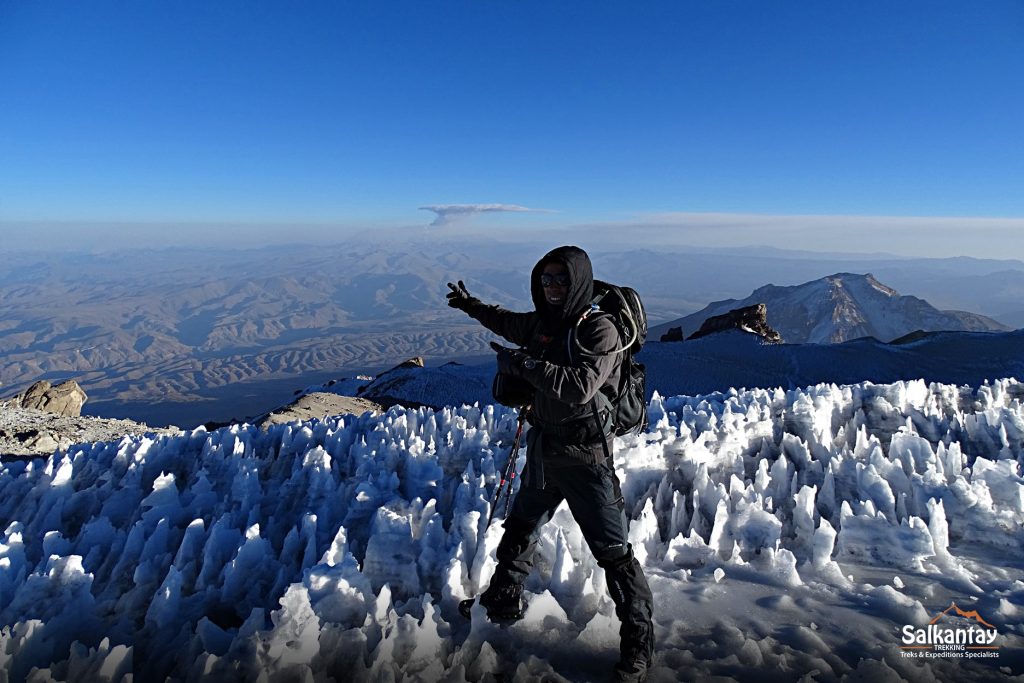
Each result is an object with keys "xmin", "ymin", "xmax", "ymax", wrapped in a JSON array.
[{"xmin": 686, "ymin": 303, "xmax": 783, "ymax": 342}]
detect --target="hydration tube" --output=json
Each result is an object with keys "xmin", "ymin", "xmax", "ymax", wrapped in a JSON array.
[{"xmin": 572, "ymin": 291, "xmax": 638, "ymax": 355}]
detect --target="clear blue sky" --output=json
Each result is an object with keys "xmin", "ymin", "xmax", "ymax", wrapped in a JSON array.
[{"xmin": 1, "ymin": 1, "xmax": 1022, "ymax": 250}]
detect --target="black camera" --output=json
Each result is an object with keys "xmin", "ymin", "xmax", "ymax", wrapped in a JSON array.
[{"xmin": 492, "ymin": 372, "xmax": 533, "ymax": 408}]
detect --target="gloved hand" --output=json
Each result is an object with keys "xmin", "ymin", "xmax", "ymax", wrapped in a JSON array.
[
  {"xmin": 446, "ymin": 280, "xmax": 481, "ymax": 312},
  {"xmin": 491, "ymin": 341, "xmax": 536, "ymax": 377}
]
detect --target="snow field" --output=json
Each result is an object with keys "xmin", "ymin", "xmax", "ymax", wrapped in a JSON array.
[{"xmin": 1, "ymin": 379, "xmax": 1022, "ymax": 682}]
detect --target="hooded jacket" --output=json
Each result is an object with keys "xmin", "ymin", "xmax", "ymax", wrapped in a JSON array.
[{"xmin": 466, "ymin": 246, "xmax": 622, "ymax": 464}]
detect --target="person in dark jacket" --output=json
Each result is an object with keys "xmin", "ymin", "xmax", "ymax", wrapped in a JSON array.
[{"xmin": 446, "ymin": 245, "xmax": 654, "ymax": 683}]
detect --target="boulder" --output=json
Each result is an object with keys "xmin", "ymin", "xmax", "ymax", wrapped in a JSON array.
[
  {"xmin": 17, "ymin": 380, "xmax": 89, "ymax": 417},
  {"xmin": 660, "ymin": 326, "xmax": 684, "ymax": 342},
  {"xmin": 688, "ymin": 303, "xmax": 783, "ymax": 343},
  {"xmin": 25, "ymin": 430, "xmax": 59, "ymax": 453}
]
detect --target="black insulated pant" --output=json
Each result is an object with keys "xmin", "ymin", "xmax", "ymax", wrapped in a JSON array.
[{"xmin": 490, "ymin": 458, "xmax": 654, "ymax": 655}]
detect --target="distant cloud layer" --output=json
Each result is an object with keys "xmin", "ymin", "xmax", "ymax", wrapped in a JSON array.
[
  {"xmin": 419, "ymin": 203, "xmax": 547, "ymax": 227},
  {"xmin": 570, "ymin": 212, "xmax": 1024, "ymax": 261},
  {"xmin": 2, "ymin": 211, "xmax": 1020, "ymax": 262}
]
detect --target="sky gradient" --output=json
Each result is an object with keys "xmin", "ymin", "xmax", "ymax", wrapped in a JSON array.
[{"xmin": 1, "ymin": 1, "xmax": 1022, "ymax": 256}]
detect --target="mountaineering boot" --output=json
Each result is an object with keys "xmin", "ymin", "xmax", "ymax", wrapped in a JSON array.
[
  {"xmin": 479, "ymin": 581, "xmax": 525, "ymax": 621},
  {"xmin": 612, "ymin": 623, "xmax": 653, "ymax": 682},
  {"xmin": 598, "ymin": 546, "xmax": 654, "ymax": 683},
  {"xmin": 461, "ymin": 515, "xmax": 535, "ymax": 622}
]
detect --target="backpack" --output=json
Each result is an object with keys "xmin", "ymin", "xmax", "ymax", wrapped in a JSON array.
[{"xmin": 574, "ymin": 280, "xmax": 648, "ymax": 436}]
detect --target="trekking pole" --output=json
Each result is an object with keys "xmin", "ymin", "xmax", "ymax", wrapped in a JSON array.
[
  {"xmin": 487, "ymin": 407, "xmax": 530, "ymax": 526},
  {"xmin": 458, "ymin": 407, "xmax": 532, "ymax": 622},
  {"xmin": 503, "ymin": 459, "xmax": 518, "ymax": 519}
]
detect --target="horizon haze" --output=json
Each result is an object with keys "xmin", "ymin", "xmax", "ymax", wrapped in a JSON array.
[{"xmin": 3, "ymin": 212, "xmax": 1023, "ymax": 261}]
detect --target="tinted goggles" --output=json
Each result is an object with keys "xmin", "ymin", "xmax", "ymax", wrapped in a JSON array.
[{"xmin": 540, "ymin": 273, "xmax": 571, "ymax": 287}]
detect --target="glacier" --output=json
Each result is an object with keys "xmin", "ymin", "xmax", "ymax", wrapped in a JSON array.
[{"xmin": 1, "ymin": 379, "xmax": 1023, "ymax": 682}]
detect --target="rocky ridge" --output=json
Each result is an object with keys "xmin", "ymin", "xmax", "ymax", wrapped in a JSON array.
[
  {"xmin": 687, "ymin": 303, "xmax": 783, "ymax": 343},
  {"xmin": 1, "ymin": 378, "xmax": 182, "ymax": 458},
  {"xmin": 0, "ymin": 399, "xmax": 180, "ymax": 458},
  {"xmin": 259, "ymin": 393, "xmax": 383, "ymax": 428}
]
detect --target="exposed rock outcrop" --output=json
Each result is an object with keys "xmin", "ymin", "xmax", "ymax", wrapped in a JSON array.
[
  {"xmin": 250, "ymin": 358, "xmax": 427, "ymax": 427},
  {"xmin": 260, "ymin": 393, "xmax": 383, "ymax": 428},
  {"xmin": 0, "ymin": 402, "xmax": 178, "ymax": 458},
  {"xmin": 888, "ymin": 329, "xmax": 932, "ymax": 345},
  {"xmin": 687, "ymin": 303, "xmax": 783, "ymax": 343},
  {"xmin": 659, "ymin": 326, "xmax": 684, "ymax": 342},
  {"xmin": 15, "ymin": 380, "xmax": 88, "ymax": 417}
]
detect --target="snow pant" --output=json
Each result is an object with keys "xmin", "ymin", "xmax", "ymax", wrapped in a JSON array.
[{"xmin": 489, "ymin": 453, "xmax": 654, "ymax": 656}]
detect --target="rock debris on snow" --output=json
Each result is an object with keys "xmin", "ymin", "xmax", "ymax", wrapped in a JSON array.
[{"xmin": 0, "ymin": 401, "xmax": 178, "ymax": 458}]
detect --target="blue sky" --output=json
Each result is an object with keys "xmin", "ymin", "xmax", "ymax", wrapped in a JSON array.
[{"xmin": 1, "ymin": 1, "xmax": 1022, "ymax": 255}]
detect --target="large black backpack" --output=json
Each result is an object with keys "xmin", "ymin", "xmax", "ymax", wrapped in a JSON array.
[{"xmin": 574, "ymin": 280, "xmax": 648, "ymax": 436}]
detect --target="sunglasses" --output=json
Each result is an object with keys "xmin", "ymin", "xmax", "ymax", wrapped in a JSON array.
[{"xmin": 540, "ymin": 273, "xmax": 571, "ymax": 287}]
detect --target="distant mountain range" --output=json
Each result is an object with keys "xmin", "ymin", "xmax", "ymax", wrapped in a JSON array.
[{"xmin": 651, "ymin": 273, "xmax": 1009, "ymax": 344}]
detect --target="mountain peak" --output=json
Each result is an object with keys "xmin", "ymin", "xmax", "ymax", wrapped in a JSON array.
[
  {"xmin": 653, "ymin": 273, "xmax": 1006, "ymax": 344},
  {"xmin": 823, "ymin": 272, "xmax": 898, "ymax": 297}
]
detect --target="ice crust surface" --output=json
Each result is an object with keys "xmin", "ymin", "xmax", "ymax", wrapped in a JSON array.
[{"xmin": 1, "ymin": 379, "xmax": 1023, "ymax": 682}]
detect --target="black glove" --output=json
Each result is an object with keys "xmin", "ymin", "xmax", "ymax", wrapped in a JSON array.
[
  {"xmin": 491, "ymin": 341, "xmax": 535, "ymax": 377},
  {"xmin": 446, "ymin": 280, "xmax": 481, "ymax": 312}
]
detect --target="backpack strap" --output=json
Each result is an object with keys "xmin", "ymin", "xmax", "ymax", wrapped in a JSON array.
[{"xmin": 588, "ymin": 334, "xmax": 630, "ymax": 459}]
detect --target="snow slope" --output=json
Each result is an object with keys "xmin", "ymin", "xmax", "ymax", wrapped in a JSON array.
[
  {"xmin": 643, "ymin": 329, "xmax": 1024, "ymax": 399},
  {"xmin": 2, "ymin": 378, "xmax": 1023, "ymax": 682},
  {"xmin": 320, "ymin": 329, "xmax": 1024, "ymax": 413}
]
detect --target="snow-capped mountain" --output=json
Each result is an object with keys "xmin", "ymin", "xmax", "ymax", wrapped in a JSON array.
[{"xmin": 651, "ymin": 273, "xmax": 1009, "ymax": 344}]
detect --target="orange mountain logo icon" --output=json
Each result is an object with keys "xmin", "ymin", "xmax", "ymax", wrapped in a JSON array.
[
  {"xmin": 901, "ymin": 601, "xmax": 1000, "ymax": 651},
  {"xmin": 928, "ymin": 602, "xmax": 996, "ymax": 629}
]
